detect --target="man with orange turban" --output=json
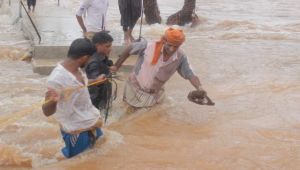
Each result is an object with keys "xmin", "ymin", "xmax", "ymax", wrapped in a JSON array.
[{"xmin": 111, "ymin": 27, "xmax": 206, "ymax": 108}]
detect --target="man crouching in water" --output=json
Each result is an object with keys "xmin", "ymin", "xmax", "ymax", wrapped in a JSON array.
[
  {"xmin": 42, "ymin": 38, "xmax": 106, "ymax": 158},
  {"xmin": 111, "ymin": 27, "xmax": 207, "ymax": 108}
]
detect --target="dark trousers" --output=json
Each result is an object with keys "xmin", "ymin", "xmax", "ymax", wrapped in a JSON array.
[
  {"xmin": 27, "ymin": 0, "xmax": 36, "ymax": 9},
  {"xmin": 119, "ymin": 0, "xmax": 141, "ymax": 31}
]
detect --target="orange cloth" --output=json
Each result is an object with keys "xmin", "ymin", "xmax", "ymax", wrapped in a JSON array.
[
  {"xmin": 164, "ymin": 27, "xmax": 185, "ymax": 46},
  {"xmin": 151, "ymin": 28, "xmax": 185, "ymax": 65},
  {"xmin": 151, "ymin": 39, "xmax": 164, "ymax": 65}
]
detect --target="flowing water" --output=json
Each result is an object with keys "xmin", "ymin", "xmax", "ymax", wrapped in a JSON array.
[{"xmin": 0, "ymin": 0, "xmax": 300, "ymax": 169}]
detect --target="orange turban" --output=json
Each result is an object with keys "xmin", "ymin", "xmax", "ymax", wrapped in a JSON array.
[
  {"xmin": 164, "ymin": 27, "xmax": 185, "ymax": 46},
  {"xmin": 151, "ymin": 28, "xmax": 185, "ymax": 65}
]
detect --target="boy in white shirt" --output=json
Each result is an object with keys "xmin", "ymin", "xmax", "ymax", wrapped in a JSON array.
[{"xmin": 76, "ymin": 0, "xmax": 109, "ymax": 40}]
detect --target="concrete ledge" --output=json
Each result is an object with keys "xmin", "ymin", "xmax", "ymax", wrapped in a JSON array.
[
  {"xmin": 32, "ymin": 54, "xmax": 138, "ymax": 75},
  {"xmin": 32, "ymin": 58, "xmax": 61, "ymax": 75},
  {"xmin": 33, "ymin": 45, "xmax": 68, "ymax": 59},
  {"xmin": 14, "ymin": 0, "xmax": 134, "ymax": 75},
  {"xmin": 33, "ymin": 45, "xmax": 127, "ymax": 59}
]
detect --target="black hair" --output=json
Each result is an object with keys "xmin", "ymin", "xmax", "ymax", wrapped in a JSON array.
[
  {"xmin": 92, "ymin": 31, "xmax": 114, "ymax": 45},
  {"xmin": 67, "ymin": 38, "xmax": 95, "ymax": 59}
]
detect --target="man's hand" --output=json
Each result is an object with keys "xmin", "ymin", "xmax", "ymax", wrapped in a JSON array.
[
  {"xmin": 93, "ymin": 74, "xmax": 107, "ymax": 84},
  {"xmin": 83, "ymin": 31, "xmax": 87, "ymax": 37},
  {"xmin": 88, "ymin": 74, "xmax": 107, "ymax": 85},
  {"xmin": 43, "ymin": 88, "xmax": 60, "ymax": 117},
  {"xmin": 197, "ymin": 85, "xmax": 205, "ymax": 92},
  {"xmin": 96, "ymin": 74, "xmax": 106, "ymax": 81},
  {"xmin": 109, "ymin": 66, "xmax": 118, "ymax": 73},
  {"xmin": 45, "ymin": 88, "xmax": 60, "ymax": 102}
]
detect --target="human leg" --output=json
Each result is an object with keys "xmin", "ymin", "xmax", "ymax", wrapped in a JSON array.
[
  {"xmin": 127, "ymin": 0, "xmax": 141, "ymax": 42},
  {"xmin": 27, "ymin": 0, "xmax": 31, "ymax": 11},
  {"xmin": 128, "ymin": 28, "xmax": 134, "ymax": 42},
  {"xmin": 123, "ymin": 26, "xmax": 131, "ymax": 44},
  {"xmin": 32, "ymin": 0, "xmax": 36, "ymax": 12},
  {"xmin": 60, "ymin": 128, "xmax": 103, "ymax": 158}
]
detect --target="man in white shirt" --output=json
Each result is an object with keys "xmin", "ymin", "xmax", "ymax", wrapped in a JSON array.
[
  {"xmin": 76, "ymin": 0, "xmax": 109, "ymax": 40},
  {"xmin": 42, "ymin": 38, "xmax": 106, "ymax": 158}
]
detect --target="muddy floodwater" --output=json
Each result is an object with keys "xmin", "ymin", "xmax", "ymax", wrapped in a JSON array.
[{"xmin": 0, "ymin": 0, "xmax": 299, "ymax": 169}]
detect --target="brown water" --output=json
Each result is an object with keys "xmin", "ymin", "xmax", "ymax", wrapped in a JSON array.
[{"xmin": 0, "ymin": 0, "xmax": 300, "ymax": 169}]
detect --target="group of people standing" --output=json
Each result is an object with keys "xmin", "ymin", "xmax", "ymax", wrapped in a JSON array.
[
  {"xmin": 76, "ymin": 0, "xmax": 142, "ymax": 44},
  {"xmin": 26, "ymin": 0, "xmax": 141, "ymax": 43},
  {"xmin": 42, "ymin": 0, "xmax": 207, "ymax": 159}
]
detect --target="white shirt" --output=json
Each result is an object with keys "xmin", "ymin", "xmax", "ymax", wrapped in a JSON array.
[
  {"xmin": 47, "ymin": 64, "xmax": 100, "ymax": 132},
  {"xmin": 76, "ymin": 0, "xmax": 109, "ymax": 32},
  {"xmin": 136, "ymin": 42, "xmax": 178, "ymax": 89}
]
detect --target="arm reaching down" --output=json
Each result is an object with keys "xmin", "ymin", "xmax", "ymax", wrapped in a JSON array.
[
  {"xmin": 112, "ymin": 40, "xmax": 148, "ymax": 72},
  {"xmin": 189, "ymin": 75, "xmax": 204, "ymax": 91},
  {"xmin": 112, "ymin": 44, "xmax": 133, "ymax": 72},
  {"xmin": 76, "ymin": 15, "xmax": 87, "ymax": 34}
]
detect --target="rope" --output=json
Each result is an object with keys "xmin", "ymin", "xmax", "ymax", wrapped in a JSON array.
[
  {"xmin": 102, "ymin": 75, "xmax": 118, "ymax": 123},
  {"xmin": 0, "ymin": 78, "xmax": 109, "ymax": 129}
]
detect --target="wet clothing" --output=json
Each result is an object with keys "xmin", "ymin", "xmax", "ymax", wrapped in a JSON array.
[
  {"xmin": 85, "ymin": 53, "xmax": 113, "ymax": 110},
  {"xmin": 61, "ymin": 128, "xmax": 103, "ymax": 158},
  {"xmin": 118, "ymin": 0, "xmax": 141, "ymax": 31},
  {"xmin": 123, "ymin": 79, "xmax": 165, "ymax": 107},
  {"xmin": 47, "ymin": 63, "xmax": 101, "ymax": 132},
  {"xmin": 47, "ymin": 63, "xmax": 103, "ymax": 158},
  {"xmin": 76, "ymin": 0, "xmax": 109, "ymax": 32},
  {"xmin": 124, "ymin": 40, "xmax": 195, "ymax": 107}
]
